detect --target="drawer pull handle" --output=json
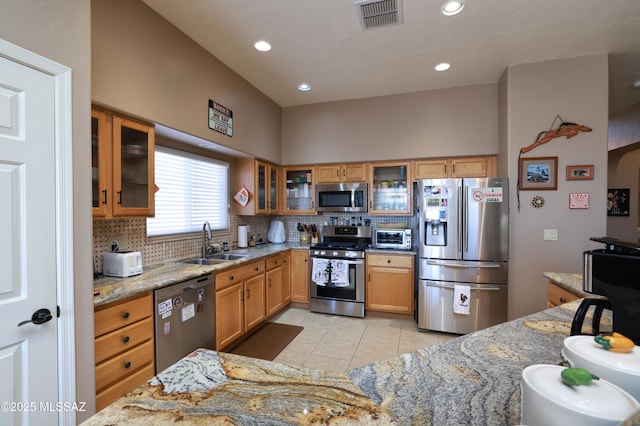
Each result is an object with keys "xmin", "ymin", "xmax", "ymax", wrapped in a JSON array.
[
  {"xmin": 387, "ymin": 259, "xmax": 391, "ymax": 263},
  {"xmin": 255, "ymin": 267, "xmax": 259, "ymax": 271},
  {"xmin": 122, "ymin": 312, "xmax": 130, "ymax": 319},
  {"xmin": 230, "ymin": 275, "xmax": 234, "ymax": 281},
  {"xmin": 560, "ymin": 297, "xmax": 566, "ymax": 304},
  {"xmin": 124, "ymin": 361, "xmax": 131, "ymax": 369},
  {"xmin": 122, "ymin": 336, "xmax": 130, "ymax": 343}
]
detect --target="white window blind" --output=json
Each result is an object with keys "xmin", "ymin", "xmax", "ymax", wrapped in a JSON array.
[{"xmin": 147, "ymin": 146, "xmax": 229, "ymax": 237}]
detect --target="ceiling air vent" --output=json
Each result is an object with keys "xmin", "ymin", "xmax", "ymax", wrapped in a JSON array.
[{"xmin": 355, "ymin": 0, "xmax": 403, "ymax": 30}]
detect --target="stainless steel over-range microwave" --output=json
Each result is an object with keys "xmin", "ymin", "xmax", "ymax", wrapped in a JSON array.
[{"xmin": 315, "ymin": 182, "xmax": 368, "ymax": 213}]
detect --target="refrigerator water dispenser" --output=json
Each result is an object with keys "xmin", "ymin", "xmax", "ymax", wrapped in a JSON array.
[{"xmin": 426, "ymin": 219, "xmax": 446, "ymax": 246}]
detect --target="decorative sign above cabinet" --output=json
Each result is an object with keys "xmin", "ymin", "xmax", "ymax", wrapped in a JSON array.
[{"xmin": 208, "ymin": 99, "xmax": 233, "ymax": 137}]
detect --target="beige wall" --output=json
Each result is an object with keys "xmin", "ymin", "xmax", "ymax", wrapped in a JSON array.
[
  {"xmin": 282, "ymin": 84, "xmax": 499, "ymax": 164},
  {"xmin": 501, "ymin": 54, "xmax": 609, "ymax": 319},
  {"xmin": 0, "ymin": 0, "xmax": 94, "ymax": 421},
  {"xmin": 608, "ymin": 144, "xmax": 640, "ymax": 241},
  {"xmin": 91, "ymin": 0, "xmax": 282, "ymax": 164}
]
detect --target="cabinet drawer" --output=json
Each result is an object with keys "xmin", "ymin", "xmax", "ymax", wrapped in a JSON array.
[
  {"xmin": 95, "ymin": 363, "xmax": 155, "ymax": 412},
  {"xmin": 216, "ymin": 260, "xmax": 265, "ymax": 290},
  {"xmin": 95, "ymin": 317, "xmax": 153, "ymax": 363},
  {"xmin": 94, "ymin": 293, "xmax": 152, "ymax": 337},
  {"xmin": 95, "ymin": 339, "xmax": 154, "ymax": 392},
  {"xmin": 266, "ymin": 254, "xmax": 285, "ymax": 271},
  {"xmin": 547, "ymin": 282, "xmax": 580, "ymax": 306},
  {"xmin": 367, "ymin": 254, "xmax": 414, "ymax": 268}
]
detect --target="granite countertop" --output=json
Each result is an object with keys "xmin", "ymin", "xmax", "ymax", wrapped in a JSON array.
[
  {"xmin": 82, "ymin": 299, "xmax": 638, "ymax": 425},
  {"xmin": 93, "ymin": 243, "xmax": 309, "ymax": 306},
  {"xmin": 543, "ymin": 271, "xmax": 586, "ymax": 296}
]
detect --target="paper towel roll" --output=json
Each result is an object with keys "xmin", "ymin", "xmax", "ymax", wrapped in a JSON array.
[{"xmin": 238, "ymin": 224, "xmax": 248, "ymax": 248}]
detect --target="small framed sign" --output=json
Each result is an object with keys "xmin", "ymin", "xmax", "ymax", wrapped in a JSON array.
[
  {"xmin": 566, "ymin": 165, "xmax": 594, "ymax": 181},
  {"xmin": 208, "ymin": 99, "xmax": 233, "ymax": 137},
  {"xmin": 569, "ymin": 193, "xmax": 589, "ymax": 209}
]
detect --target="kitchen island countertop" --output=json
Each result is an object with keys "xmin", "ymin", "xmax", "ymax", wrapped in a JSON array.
[{"xmin": 82, "ymin": 298, "xmax": 639, "ymax": 425}]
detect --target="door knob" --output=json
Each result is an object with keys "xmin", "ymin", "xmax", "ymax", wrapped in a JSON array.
[{"xmin": 18, "ymin": 308, "xmax": 53, "ymax": 327}]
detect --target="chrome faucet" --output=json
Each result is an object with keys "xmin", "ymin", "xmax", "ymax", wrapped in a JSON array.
[{"xmin": 202, "ymin": 221, "xmax": 212, "ymax": 258}]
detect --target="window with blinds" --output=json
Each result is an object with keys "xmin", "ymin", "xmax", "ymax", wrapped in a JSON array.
[{"xmin": 147, "ymin": 146, "xmax": 229, "ymax": 237}]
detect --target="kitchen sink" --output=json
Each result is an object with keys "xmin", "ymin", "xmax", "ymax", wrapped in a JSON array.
[
  {"xmin": 180, "ymin": 258, "xmax": 229, "ymax": 265},
  {"xmin": 208, "ymin": 253, "xmax": 252, "ymax": 260}
]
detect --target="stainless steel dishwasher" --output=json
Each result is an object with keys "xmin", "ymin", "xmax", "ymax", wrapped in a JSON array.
[{"xmin": 154, "ymin": 274, "xmax": 215, "ymax": 373}]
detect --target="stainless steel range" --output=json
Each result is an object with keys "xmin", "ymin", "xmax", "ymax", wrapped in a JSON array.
[{"xmin": 309, "ymin": 225, "xmax": 371, "ymax": 318}]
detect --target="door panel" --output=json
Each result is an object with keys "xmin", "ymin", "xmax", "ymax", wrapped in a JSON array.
[{"xmin": 0, "ymin": 54, "xmax": 59, "ymax": 425}]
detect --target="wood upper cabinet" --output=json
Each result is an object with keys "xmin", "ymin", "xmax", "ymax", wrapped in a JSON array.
[
  {"xmin": 369, "ymin": 161, "xmax": 412, "ymax": 215},
  {"xmin": 215, "ymin": 259, "xmax": 267, "ymax": 350},
  {"xmin": 234, "ymin": 158, "xmax": 280, "ymax": 215},
  {"xmin": 94, "ymin": 292, "xmax": 155, "ymax": 411},
  {"xmin": 281, "ymin": 166, "xmax": 316, "ymax": 215},
  {"xmin": 316, "ymin": 163, "xmax": 367, "ymax": 183},
  {"xmin": 366, "ymin": 253, "xmax": 414, "ymax": 314},
  {"xmin": 92, "ymin": 107, "xmax": 155, "ymax": 218},
  {"xmin": 290, "ymin": 249, "xmax": 310, "ymax": 302},
  {"xmin": 413, "ymin": 156, "xmax": 496, "ymax": 180}
]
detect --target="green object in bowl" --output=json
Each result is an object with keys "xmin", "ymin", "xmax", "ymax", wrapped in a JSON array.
[{"xmin": 561, "ymin": 367, "xmax": 600, "ymax": 386}]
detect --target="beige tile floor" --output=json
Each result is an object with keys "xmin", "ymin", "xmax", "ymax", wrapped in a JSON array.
[{"xmin": 271, "ymin": 307, "xmax": 456, "ymax": 372}]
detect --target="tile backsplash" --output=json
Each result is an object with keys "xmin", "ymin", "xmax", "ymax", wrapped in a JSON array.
[{"xmin": 93, "ymin": 213, "xmax": 415, "ymax": 273}]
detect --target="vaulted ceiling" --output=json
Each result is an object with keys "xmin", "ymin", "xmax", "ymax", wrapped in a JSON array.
[{"xmin": 142, "ymin": 0, "xmax": 640, "ymax": 116}]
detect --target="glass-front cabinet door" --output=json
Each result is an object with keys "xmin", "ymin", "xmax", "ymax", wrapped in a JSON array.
[
  {"xmin": 282, "ymin": 166, "xmax": 316, "ymax": 215},
  {"xmin": 255, "ymin": 161, "xmax": 279, "ymax": 214},
  {"xmin": 269, "ymin": 165, "xmax": 278, "ymax": 212},
  {"xmin": 369, "ymin": 161, "xmax": 411, "ymax": 215},
  {"xmin": 92, "ymin": 109, "xmax": 111, "ymax": 218},
  {"xmin": 256, "ymin": 161, "xmax": 267, "ymax": 213},
  {"xmin": 112, "ymin": 116, "xmax": 155, "ymax": 217}
]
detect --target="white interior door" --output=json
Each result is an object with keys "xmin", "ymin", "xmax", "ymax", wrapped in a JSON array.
[{"xmin": 0, "ymin": 48, "xmax": 64, "ymax": 425}]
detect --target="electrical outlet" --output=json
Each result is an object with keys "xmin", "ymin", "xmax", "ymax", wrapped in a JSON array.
[
  {"xmin": 110, "ymin": 234, "xmax": 128, "ymax": 252},
  {"xmin": 543, "ymin": 229, "xmax": 558, "ymax": 241}
]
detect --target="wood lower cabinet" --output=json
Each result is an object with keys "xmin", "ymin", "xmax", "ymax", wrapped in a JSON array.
[
  {"xmin": 290, "ymin": 249, "xmax": 310, "ymax": 302},
  {"xmin": 94, "ymin": 292, "xmax": 155, "ymax": 411},
  {"xmin": 215, "ymin": 259, "xmax": 266, "ymax": 350},
  {"xmin": 266, "ymin": 253, "xmax": 286, "ymax": 316},
  {"xmin": 281, "ymin": 251, "xmax": 291, "ymax": 304},
  {"xmin": 547, "ymin": 281, "xmax": 580, "ymax": 308},
  {"xmin": 366, "ymin": 253, "xmax": 414, "ymax": 314}
]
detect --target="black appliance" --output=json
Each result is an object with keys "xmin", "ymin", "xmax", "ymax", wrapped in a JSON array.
[{"xmin": 574, "ymin": 237, "xmax": 640, "ymax": 343}]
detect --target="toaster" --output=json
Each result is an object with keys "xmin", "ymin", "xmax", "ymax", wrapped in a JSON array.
[{"xmin": 103, "ymin": 251, "xmax": 143, "ymax": 277}]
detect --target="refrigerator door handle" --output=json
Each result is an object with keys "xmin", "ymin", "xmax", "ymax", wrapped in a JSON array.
[
  {"xmin": 463, "ymin": 184, "xmax": 469, "ymax": 253},
  {"xmin": 458, "ymin": 182, "xmax": 464, "ymax": 254},
  {"xmin": 426, "ymin": 260, "xmax": 501, "ymax": 268},
  {"xmin": 424, "ymin": 282, "xmax": 502, "ymax": 291}
]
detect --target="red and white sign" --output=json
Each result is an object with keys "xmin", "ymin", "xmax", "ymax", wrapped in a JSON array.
[{"xmin": 471, "ymin": 187, "xmax": 503, "ymax": 203}]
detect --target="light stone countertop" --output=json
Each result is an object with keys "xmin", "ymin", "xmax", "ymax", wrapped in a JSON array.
[
  {"xmin": 93, "ymin": 242, "xmax": 309, "ymax": 306},
  {"xmin": 82, "ymin": 298, "xmax": 640, "ymax": 425},
  {"xmin": 543, "ymin": 271, "xmax": 586, "ymax": 296}
]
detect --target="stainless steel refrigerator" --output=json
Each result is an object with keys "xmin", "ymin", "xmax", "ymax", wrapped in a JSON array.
[{"xmin": 417, "ymin": 178, "xmax": 509, "ymax": 334}]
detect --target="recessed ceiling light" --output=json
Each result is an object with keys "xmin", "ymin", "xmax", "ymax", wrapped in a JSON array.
[
  {"xmin": 435, "ymin": 62, "xmax": 451, "ymax": 71},
  {"xmin": 441, "ymin": 0, "xmax": 464, "ymax": 16},
  {"xmin": 254, "ymin": 40, "xmax": 271, "ymax": 52},
  {"xmin": 298, "ymin": 83, "xmax": 311, "ymax": 91}
]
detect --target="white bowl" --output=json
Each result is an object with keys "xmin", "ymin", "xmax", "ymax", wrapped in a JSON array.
[
  {"xmin": 521, "ymin": 364, "xmax": 639, "ymax": 426},
  {"xmin": 562, "ymin": 335, "xmax": 640, "ymax": 401}
]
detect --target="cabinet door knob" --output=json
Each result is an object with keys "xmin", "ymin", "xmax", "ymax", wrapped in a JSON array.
[
  {"xmin": 230, "ymin": 275, "xmax": 234, "ymax": 281},
  {"xmin": 122, "ymin": 336, "xmax": 130, "ymax": 343},
  {"xmin": 560, "ymin": 297, "xmax": 566, "ymax": 304},
  {"xmin": 387, "ymin": 259, "xmax": 391, "ymax": 264},
  {"xmin": 122, "ymin": 312, "xmax": 130, "ymax": 319},
  {"xmin": 124, "ymin": 361, "xmax": 131, "ymax": 369}
]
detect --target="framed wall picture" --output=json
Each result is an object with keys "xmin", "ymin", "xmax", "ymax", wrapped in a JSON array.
[
  {"xmin": 607, "ymin": 188, "xmax": 629, "ymax": 216},
  {"xmin": 566, "ymin": 164, "xmax": 594, "ymax": 180},
  {"xmin": 519, "ymin": 157, "xmax": 558, "ymax": 190}
]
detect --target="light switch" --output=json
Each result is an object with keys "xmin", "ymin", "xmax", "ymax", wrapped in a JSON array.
[{"xmin": 543, "ymin": 229, "xmax": 558, "ymax": 241}]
